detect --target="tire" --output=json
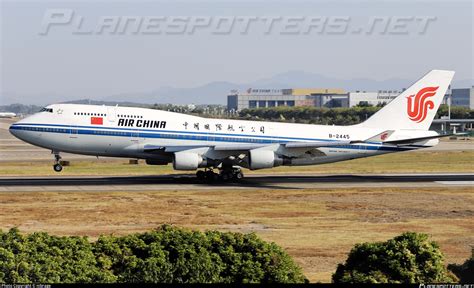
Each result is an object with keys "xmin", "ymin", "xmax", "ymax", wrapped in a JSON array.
[
  {"xmin": 221, "ymin": 173, "xmax": 230, "ymax": 181},
  {"xmin": 53, "ymin": 164, "xmax": 63, "ymax": 172},
  {"xmin": 235, "ymin": 172, "xmax": 243, "ymax": 180},
  {"xmin": 205, "ymin": 171, "xmax": 217, "ymax": 182},
  {"xmin": 196, "ymin": 170, "xmax": 205, "ymax": 180}
]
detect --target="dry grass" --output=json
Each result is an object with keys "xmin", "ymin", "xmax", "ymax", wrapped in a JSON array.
[{"xmin": 0, "ymin": 186, "xmax": 472, "ymax": 283}]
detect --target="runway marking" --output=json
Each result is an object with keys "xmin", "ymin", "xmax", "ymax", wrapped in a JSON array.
[{"xmin": 436, "ymin": 181, "xmax": 474, "ymax": 185}]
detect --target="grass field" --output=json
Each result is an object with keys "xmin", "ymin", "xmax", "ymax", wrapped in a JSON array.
[
  {"xmin": 0, "ymin": 139, "xmax": 472, "ymax": 282},
  {"xmin": 0, "ymin": 150, "xmax": 473, "ymax": 176},
  {"xmin": 0, "ymin": 186, "xmax": 472, "ymax": 282}
]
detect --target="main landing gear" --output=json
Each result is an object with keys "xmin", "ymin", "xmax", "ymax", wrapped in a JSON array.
[
  {"xmin": 52, "ymin": 151, "xmax": 63, "ymax": 172},
  {"xmin": 196, "ymin": 167, "xmax": 244, "ymax": 182}
]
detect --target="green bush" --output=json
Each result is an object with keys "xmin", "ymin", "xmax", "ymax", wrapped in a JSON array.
[
  {"xmin": 448, "ymin": 248, "xmax": 474, "ymax": 283},
  {"xmin": 0, "ymin": 227, "xmax": 115, "ymax": 283},
  {"xmin": 0, "ymin": 225, "xmax": 307, "ymax": 284},
  {"xmin": 332, "ymin": 232, "xmax": 456, "ymax": 284}
]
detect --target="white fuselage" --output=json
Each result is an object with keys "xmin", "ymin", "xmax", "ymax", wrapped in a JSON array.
[{"xmin": 9, "ymin": 104, "xmax": 438, "ymax": 168}]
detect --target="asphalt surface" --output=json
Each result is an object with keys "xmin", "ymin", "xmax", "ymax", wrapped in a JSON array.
[{"xmin": 0, "ymin": 173, "xmax": 472, "ymax": 191}]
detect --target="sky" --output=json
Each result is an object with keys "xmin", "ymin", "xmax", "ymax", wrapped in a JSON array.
[{"xmin": 1, "ymin": 0, "xmax": 472, "ymax": 103}]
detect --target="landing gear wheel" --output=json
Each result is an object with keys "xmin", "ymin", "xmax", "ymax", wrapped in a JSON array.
[
  {"xmin": 234, "ymin": 171, "xmax": 244, "ymax": 180},
  {"xmin": 196, "ymin": 170, "xmax": 205, "ymax": 180},
  {"xmin": 205, "ymin": 170, "xmax": 218, "ymax": 182},
  {"xmin": 218, "ymin": 167, "xmax": 243, "ymax": 182},
  {"xmin": 53, "ymin": 163, "xmax": 63, "ymax": 172},
  {"xmin": 52, "ymin": 151, "xmax": 63, "ymax": 173},
  {"xmin": 221, "ymin": 173, "xmax": 231, "ymax": 181}
]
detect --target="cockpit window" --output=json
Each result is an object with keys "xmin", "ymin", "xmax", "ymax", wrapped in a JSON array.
[{"xmin": 40, "ymin": 107, "xmax": 53, "ymax": 113}]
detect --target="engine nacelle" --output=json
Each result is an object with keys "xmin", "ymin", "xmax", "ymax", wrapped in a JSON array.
[
  {"xmin": 173, "ymin": 152, "xmax": 204, "ymax": 170},
  {"xmin": 248, "ymin": 149, "xmax": 282, "ymax": 170}
]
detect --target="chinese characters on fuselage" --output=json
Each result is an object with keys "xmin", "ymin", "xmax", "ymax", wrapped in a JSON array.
[{"xmin": 183, "ymin": 122, "xmax": 265, "ymax": 134}]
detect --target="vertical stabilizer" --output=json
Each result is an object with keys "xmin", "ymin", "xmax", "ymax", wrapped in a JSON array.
[{"xmin": 360, "ymin": 70, "xmax": 455, "ymax": 130}]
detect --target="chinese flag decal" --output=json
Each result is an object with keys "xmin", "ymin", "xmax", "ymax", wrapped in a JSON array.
[{"xmin": 91, "ymin": 117, "xmax": 103, "ymax": 125}]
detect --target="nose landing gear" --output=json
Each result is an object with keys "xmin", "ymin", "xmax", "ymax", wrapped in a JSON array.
[{"xmin": 52, "ymin": 151, "xmax": 63, "ymax": 172}]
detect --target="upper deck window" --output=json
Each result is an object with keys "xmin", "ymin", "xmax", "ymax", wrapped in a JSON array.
[{"xmin": 40, "ymin": 107, "xmax": 53, "ymax": 113}]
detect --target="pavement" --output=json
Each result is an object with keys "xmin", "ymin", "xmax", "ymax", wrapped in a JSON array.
[{"xmin": 0, "ymin": 173, "xmax": 472, "ymax": 192}]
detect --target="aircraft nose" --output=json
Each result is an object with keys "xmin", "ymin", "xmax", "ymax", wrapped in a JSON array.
[
  {"xmin": 9, "ymin": 117, "xmax": 29, "ymax": 139},
  {"xmin": 9, "ymin": 122, "xmax": 20, "ymax": 138}
]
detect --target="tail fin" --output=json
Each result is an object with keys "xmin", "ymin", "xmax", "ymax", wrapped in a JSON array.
[{"xmin": 360, "ymin": 70, "xmax": 455, "ymax": 130}]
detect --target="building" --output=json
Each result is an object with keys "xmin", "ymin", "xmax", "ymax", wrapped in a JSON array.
[
  {"xmin": 431, "ymin": 119, "xmax": 474, "ymax": 133},
  {"xmin": 227, "ymin": 86, "xmax": 464, "ymax": 111},
  {"xmin": 227, "ymin": 88, "xmax": 346, "ymax": 111},
  {"xmin": 451, "ymin": 87, "xmax": 474, "ymax": 109},
  {"xmin": 348, "ymin": 90, "xmax": 401, "ymax": 107}
]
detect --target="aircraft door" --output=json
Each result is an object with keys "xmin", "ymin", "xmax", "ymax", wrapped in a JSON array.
[
  {"xmin": 131, "ymin": 129, "xmax": 140, "ymax": 143},
  {"xmin": 107, "ymin": 106, "xmax": 117, "ymax": 122},
  {"xmin": 69, "ymin": 126, "xmax": 78, "ymax": 139}
]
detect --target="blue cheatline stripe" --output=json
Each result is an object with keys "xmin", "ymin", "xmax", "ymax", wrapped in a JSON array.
[
  {"xmin": 11, "ymin": 122, "xmax": 335, "ymax": 142},
  {"xmin": 9, "ymin": 123, "xmax": 418, "ymax": 152},
  {"xmin": 10, "ymin": 122, "xmax": 386, "ymax": 144}
]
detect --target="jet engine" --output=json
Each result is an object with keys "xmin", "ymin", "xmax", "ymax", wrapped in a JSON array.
[
  {"xmin": 173, "ymin": 152, "xmax": 205, "ymax": 170},
  {"xmin": 248, "ymin": 149, "xmax": 283, "ymax": 170}
]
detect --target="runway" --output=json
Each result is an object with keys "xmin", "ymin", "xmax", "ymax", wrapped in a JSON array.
[{"xmin": 0, "ymin": 173, "xmax": 472, "ymax": 191}]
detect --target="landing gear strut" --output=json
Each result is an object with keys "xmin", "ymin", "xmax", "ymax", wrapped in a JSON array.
[
  {"xmin": 52, "ymin": 151, "xmax": 63, "ymax": 172},
  {"xmin": 196, "ymin": 167, "xmax": 244, "ymax": 182},
  {"xmin": 219, "ymin": 167, "xmax": 243, "ymax": 181}
]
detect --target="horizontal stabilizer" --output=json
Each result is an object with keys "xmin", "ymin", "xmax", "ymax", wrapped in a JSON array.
[
  {"xmin": 384, "ymin": 133, "xmax": 466, "ymax": 145},
  {"xmin": 364, "ymin": 130, "xmax": 395, "ymax": 143}
]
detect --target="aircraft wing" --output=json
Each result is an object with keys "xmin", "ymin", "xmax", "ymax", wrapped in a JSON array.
[
  {"xmin": 144, "ymin": 145, "xmax": 208, "ymax": 153},
  {"xmin": 283, "ymin": 140, "xmax": 353, "ymax": 148},
  {"xmin": 144, "ymin": 140, "xmax": 359, "ymax": 154}
]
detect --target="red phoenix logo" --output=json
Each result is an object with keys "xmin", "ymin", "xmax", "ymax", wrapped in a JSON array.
[{"xmin": 406, "ymin": 86, "xmax": 439, "ymax": 123}]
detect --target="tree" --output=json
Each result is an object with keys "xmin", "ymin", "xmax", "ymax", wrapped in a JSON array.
[{"xmin": 332, "ymin": 232, "xmax": 457, "ymax": 284}]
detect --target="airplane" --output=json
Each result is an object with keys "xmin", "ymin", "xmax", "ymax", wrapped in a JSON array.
[
  {"xmin": 0, "ymin": 112, "xmax": 17, "ymax": 118},
  {"xmin": 9, "ymin": 70, "xmax": 456, "ymax": 181}
]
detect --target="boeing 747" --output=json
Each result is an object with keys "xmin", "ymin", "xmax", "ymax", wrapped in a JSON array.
[{"xmin": 9, "ymin": 70, "xmax": 455, "ymax": 181}]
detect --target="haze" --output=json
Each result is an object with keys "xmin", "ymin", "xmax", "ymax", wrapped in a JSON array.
[{"xmin": 1, "ymin": 0, "xmax": 472, "ymax": 105}]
